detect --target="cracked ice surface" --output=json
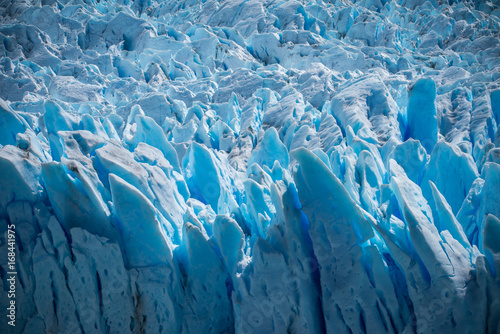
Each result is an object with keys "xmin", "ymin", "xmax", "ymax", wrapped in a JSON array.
[{"xmin": 0, "ymin": 0, "xmax": 500, "ymax": 333}]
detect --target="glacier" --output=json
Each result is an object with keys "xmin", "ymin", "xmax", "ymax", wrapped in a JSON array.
[{"xmin": 0, "ymin": 0, "xmax": 500, "ymax": 333}]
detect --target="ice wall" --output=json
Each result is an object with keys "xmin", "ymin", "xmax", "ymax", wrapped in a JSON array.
[{"xmin": 0, "ymin": 0, "xmax": 500, "ymax": 333}]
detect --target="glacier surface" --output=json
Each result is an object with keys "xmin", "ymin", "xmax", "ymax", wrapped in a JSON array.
[{"xmin": 0, "ymin": 0, "xmax": 500, "ymax": 333}]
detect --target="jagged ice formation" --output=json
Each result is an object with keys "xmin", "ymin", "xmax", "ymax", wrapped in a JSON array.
[{"xmin": 1, "ymin": 0, "xmax": 500, "ymax": 333}]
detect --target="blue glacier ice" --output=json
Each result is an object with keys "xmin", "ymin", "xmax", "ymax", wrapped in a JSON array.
[{"xmin": 0, "ymin": 0, "xmax": 500, "ymax": 333}]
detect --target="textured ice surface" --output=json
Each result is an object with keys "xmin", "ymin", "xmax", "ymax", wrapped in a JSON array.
[{"xmin": 0, "ymin": 0, "xmax": 500, "ymax": 333}]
